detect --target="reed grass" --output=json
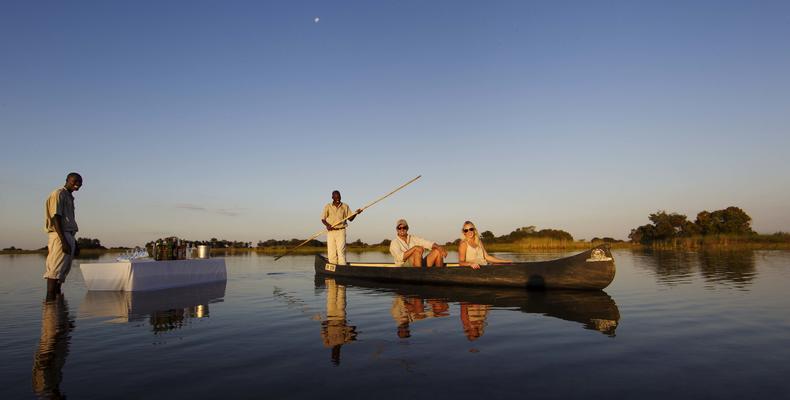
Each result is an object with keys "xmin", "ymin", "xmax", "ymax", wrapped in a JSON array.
[{"xmin": 649, "ymin": 234, "xmax": 790, "ymax": 250}]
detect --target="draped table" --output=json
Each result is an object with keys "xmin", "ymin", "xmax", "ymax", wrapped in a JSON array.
[{"xmin": 80, "ymin": 258, "xmax": 226, "ymax": 291}]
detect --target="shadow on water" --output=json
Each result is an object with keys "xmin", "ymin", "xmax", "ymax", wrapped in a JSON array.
[
  {"xmin": 79, "ymin": 281, "xmax": 226, "ymax": 333},
  {"xmin": 634, "ymin": 248, "xmax": 757, "ymax": 289},
  {"xmin": 32, "ymin": 294, "xmax": 74, "ymax": 400},
  {"xmin": 315, "ymin": 276, "xmax": 620, "ymax": 339}
]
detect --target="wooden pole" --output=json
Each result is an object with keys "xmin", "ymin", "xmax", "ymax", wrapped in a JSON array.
[{"xmin": 274, "ymin": 175, "xmax": 422, "ymax": 261}]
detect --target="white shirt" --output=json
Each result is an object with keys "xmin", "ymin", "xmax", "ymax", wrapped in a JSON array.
[{"xmin": 389, "ymin": 235, "xmax": 434, "ymax": 266}]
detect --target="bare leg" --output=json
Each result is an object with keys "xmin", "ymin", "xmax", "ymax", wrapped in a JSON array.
[
  {"xmin": 46, "ymin": 278, "xmax": 58, "ymax": 299},
  {"xmin": 426, "ymin": 249, "xmax": 445, "ymax": 267},
  {"xmin": 407, "ymin": 248, "xmax": 424, "ymax": 267}
]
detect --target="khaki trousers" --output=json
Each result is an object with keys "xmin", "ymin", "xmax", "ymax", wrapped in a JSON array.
[
  {"xmin": 44, "ymin": 232, "xmax": 76, "ymax": 281},
  {"xmin": 326, "ymin": 229, "xmax": 347, "ymax": 265}
]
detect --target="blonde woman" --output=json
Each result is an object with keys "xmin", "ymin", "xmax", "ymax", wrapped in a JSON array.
[{"xmin": 458, "ymin": 221, "xmax": 511, "ymax": 269}]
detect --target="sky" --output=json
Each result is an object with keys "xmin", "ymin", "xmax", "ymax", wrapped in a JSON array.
[{"xmin": 1, "ymin": 0, "xmax": 789, "ymax": 249}]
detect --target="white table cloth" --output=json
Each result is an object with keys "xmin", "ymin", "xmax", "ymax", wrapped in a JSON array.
[{"xmin": 80, "ymin": 258, "xmax": 226, "ymax": 291}]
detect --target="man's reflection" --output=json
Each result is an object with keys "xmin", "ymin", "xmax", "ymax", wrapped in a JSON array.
[
  {"xmin": 32, "ymin": 294, "xmax": 73, "ymax": 399},
  {"xmin": 390, "ymin": 295, "xmax": 449, "ymax": 338},
  {"xmin": 320, "ymin": 278, "xmax": 357, "ymax": 365}
]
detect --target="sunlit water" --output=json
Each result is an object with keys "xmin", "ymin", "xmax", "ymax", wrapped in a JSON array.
[{"xmin": 1, "ymin": 249, "xmax": 789, "ymax": 399}]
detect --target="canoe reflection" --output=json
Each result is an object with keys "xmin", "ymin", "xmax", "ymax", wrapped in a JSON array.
[
  {"xmin": 317, "ymin": 276, "xmax": 620, "ymax": 337},
  {"xmin": 79, "ymin": 282, "xmax": 226, "ymax": 333},
  {"xmin": 32, "ymin": 295, "xmax": 74, "ymax": 400}
]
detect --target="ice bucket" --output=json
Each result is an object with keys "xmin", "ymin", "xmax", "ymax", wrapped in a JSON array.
[{"xmin": 197, "ymin": 245, "xmax": 210, "ymax": 259}]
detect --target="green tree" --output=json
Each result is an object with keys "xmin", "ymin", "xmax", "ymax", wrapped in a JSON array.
[
  {"xmin": 647, "ymin": 211, "xmax": 696, "ymax": 240},
  {"xmin": 694, "ymin": 206, "xmax": 753, "ymax": 235},
  {"xmin": 76, "ymin": 237, "xmax": 106, "ymax": 249},
  {"xmin": 629, "ymin": 224, "xmax": 656, "ymax": 244}
]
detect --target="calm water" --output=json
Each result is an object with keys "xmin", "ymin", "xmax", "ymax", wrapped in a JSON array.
[{"xmin": 1, "ymin": 249, "xmax": 789, "ymax": 399}]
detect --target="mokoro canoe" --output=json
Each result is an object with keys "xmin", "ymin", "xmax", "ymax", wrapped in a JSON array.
[
  {"xmin": 314, "ymin": 245, "xmax": 616, "ymax": 290},
  {"xmin": 315, "ymin": 276, "xmax": 620, "ymax": 336}
]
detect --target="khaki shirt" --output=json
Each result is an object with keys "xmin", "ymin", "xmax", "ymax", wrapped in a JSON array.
[
  {"xmin": 321, "ymin": 202, "xmax": 353, "ymax": 229},
  {"xmin": 44, "ymin": 188, "xmax": 78, "ymax": 233}
]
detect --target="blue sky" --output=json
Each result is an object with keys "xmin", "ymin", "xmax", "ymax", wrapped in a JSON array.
[{"xmin": 2, "ymin": 1, "xmax": 789, "ymax": 249}]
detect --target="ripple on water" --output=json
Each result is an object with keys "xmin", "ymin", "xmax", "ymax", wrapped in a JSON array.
[{"xmin": 2, "ymin": 250, "xmax": 790, "ymax": 399}]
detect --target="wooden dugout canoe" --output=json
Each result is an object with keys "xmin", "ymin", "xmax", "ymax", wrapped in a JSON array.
[{"xmin": 314, "ymin": 245, "xmax": 616, "ymax": 290}]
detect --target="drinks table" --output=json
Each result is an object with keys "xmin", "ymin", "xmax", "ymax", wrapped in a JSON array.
[{"xmin": 80, "ymin": 258, "xmax": 226, "ymax": 291}]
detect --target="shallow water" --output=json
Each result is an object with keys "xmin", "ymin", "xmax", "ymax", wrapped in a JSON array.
[{"xmin": 1, "ymin": 249, "xmax": 789, "ymax": 399}]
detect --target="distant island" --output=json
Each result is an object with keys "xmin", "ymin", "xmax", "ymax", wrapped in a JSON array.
[
  {"xmin": 3, "ymin": 207, "xmax": 789, "ymax": 256},
  {"xmin": 628, "ymin": 206, "xmax": 790, "ymax": 249}
]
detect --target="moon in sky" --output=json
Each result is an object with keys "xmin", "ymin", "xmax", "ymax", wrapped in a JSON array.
[{"xmin": 314, "ymin": 17, "xmax": 320, "ymax": 23}]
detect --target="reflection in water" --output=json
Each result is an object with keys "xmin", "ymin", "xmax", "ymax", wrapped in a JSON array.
[
  {"xmin": 697, "ymin": 250, "xmax": 757, "ymax": 289},
  {"xmin": 460, "ymin": 304, "xmax": 489, "ymax": 341},
  {"xmin": 321, "ymin": 279, "xmax": 357, "ymax": 365},
  {"xmin": 635, "ymin": 249, "xmax": 757, "ymax": 289},
  {"xmin": 634, "ymin": 249, "xmax": 697, "ymax": 287},
  {"xmin": 390, "ymin": 296, "xmax": 449, "ymax": 338},
  {"xmin": 32, "ymin": 295, "xmax": 74, "ymax": 399},
  {"xmin": 79, "ymin": 282, "xmax": 226, "ymax": 333},
  {"xmin": 318, "ymin": 276, "xmax": 620, "ymax": 338}
]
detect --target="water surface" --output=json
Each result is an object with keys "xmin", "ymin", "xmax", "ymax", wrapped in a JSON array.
[{"xmin": 1, "ymin": 249, "xmax": 789, "ymax": 399}]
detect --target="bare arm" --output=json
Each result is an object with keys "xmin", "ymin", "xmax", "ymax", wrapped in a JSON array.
[
  {"xmin": 484, "ymin": 249, "xmax": 511, "ymax": 264},
  {"xmin": 52, "ymin": 215, "xmax": 72, "ymax": 255},
  {"xmin": 348, "ymin": 208, "xmax": 362, "ymax": 222}
]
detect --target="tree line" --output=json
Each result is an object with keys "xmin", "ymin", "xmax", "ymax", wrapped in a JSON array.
[
  {"xmin": 628, "ymin": 206, "xmax": 754, "ymax": 244},
  {"xmin": 145, "ymin": 238, "xmax": 254, "ymax": 249},
  {"xmin": 444, "ymin": 225, "xmax": 575, "ymax": 246}
]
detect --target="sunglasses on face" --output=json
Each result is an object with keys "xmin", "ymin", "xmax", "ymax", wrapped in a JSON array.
[
  {"xmin": 397, "ymin": 226, "xmax": 409, "ymax": 230},
  {"xmin": 463, "ymin": 227, "xmax": 475, "ymax": 233}
]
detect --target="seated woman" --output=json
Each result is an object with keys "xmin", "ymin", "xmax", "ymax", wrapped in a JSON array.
[{"xmin": 458, "ymin": 221, "xmax": 511, "ymax": 269}]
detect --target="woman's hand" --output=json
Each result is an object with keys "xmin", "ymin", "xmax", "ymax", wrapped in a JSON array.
[{"xmin": 469, "ymin": 263, "xmax": 480, "ymax": 270}]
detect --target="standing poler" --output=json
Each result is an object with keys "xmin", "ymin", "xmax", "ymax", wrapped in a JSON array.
[
  {"xmin": 43, "ymin": 172, "xmax": 82, "ymax": 297},
  {"xmin": 321, "ymin": 190, "xmax": 362, "ymax": 265}
]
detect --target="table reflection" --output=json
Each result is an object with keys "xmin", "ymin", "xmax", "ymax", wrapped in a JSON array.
[
  {"xmin": 32, "ymin": 294, "xmax": 74, "ymax": 399},
  {"xmin": 79, "ymin": 282, "xmax": 226, "ymax": 333}
]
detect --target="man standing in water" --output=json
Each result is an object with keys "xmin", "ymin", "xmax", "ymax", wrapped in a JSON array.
[
  {"xmin": 44, "ymin": 173, "xmax": 82, "ymax": 297},
  {"xmin": 321, "ymin": 190, "xmax": 362, "ymax": 265}
]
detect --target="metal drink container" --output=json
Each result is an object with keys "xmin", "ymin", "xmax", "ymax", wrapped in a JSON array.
[{"xmin": 197, "ymin": 245, "xmax": 210, "ymax": 259}]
